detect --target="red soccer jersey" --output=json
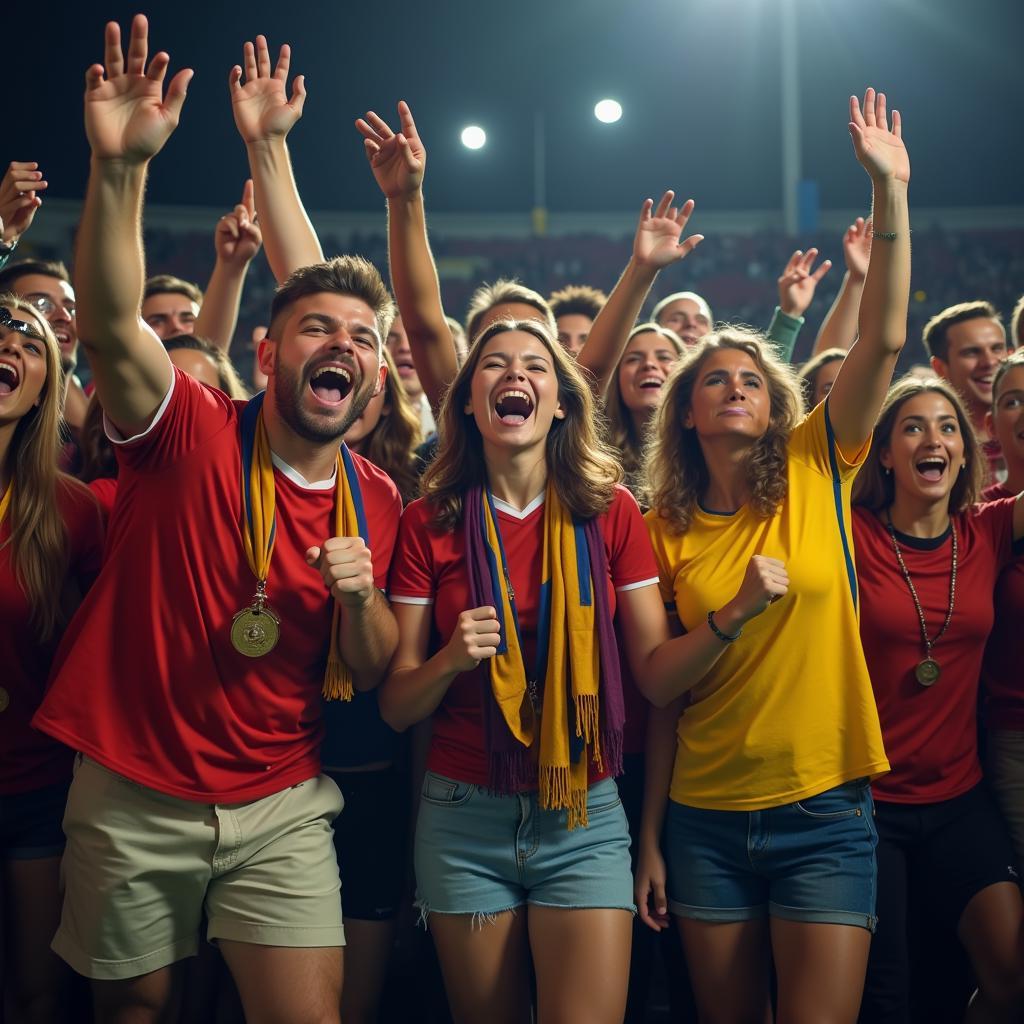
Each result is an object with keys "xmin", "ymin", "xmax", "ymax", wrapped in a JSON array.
[
  {"xmin": 1, "ymin": 479, "xmax": 104, "ymax": 794},
  {"xmin": 34, "ymin": 370, "xmax": 401, "ymax": 802},
  {"xmin": 388, "ymin": 486, "xmax": 660, "ymax": 785},
  {"xmin": 854, "ymin": 500, "xmax": 1015, "ymax": 803},
  {"xmin": 981, "ymin": 483, "xmax": 1024, "ymax": 730}
]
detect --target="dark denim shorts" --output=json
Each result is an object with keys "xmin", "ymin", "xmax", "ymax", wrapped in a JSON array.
[
  {"xmin": 414, "ymin": 772, "xmax": 634, "ymax": 920},
  {"xmin": 665, "ymin": 778, "xmax": 878, "ymax": 931}
]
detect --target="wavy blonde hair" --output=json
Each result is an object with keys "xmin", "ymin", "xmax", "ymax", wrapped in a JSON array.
[
  {"xmin": 357, "ymin": 346, "xmax": 424, "ymax": 504},
  {"xmin": 1, "ymin": 293, "xmax": 92, "ymax": 639},
  {"xmin": 644, "ymin": 326, "xmax": 805, "ymax": 534},
  {"xmin": 603, "ymin": 323, "xmax": 684, "ymax": 499},
  {"xmin": 423, "ymin": 318, "xmax": 621, "ymax": 531},
  {"xmin": 852, "ymin": 375, "xmax": 984, "ymax": 516}
]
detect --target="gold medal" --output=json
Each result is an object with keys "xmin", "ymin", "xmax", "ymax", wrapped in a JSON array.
[
  {"xmin": 231, "ymin": 601, "xmax": 281, "ymax": 658},
  {"xmin": 915, "ymin": 658, "xmax": 941, "ymax": 687}
]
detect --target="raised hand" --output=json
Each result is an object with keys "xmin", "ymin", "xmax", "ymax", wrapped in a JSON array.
[
  {"xmin": 849, "ymin": 88, "xmax": 909, "ymax": 184},
  {"xmin": 633, "ymin": 191, "xmax": 703, "ymax": 271},
  {"xmin": 444, "ymin": 607, "xmax": 501, "ymax": 673},
  {"xmin": 306, "ymin": 537, "xmax": 376, "ymax": 608},
  {"xmin": 0, "ymin": 162, "xmax": 48, "ymax": 243},
  {"xmin": 214, "ymin": 179, "xmax": 262, "ymax": 266},
  {"xmin": 355, "ymin": 101, "xmax": 426, "ymax": 200},
  {"xmin": 777, "ymin": 248, "xmax": 832, "ymax": 318},
  {"xmin": 84, "ymin": 15, "xmax": 192, "ymax": 163},
  {"xmin": 843, "ymin": 216, "xmax": 872, "ymax": 281},
  {"xmin": 229, "ymin": 36, "xmax": 306, "ymax": 145}
]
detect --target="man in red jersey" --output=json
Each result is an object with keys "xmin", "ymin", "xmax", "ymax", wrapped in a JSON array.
[{"xmin": 32, "ymin": 17, "xmax": 399, "ymax": 1024}]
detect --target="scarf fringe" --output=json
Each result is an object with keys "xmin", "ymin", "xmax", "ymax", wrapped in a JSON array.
[{"xmin": 322, "ymin": 607, "xmax": 354, "ymax": 701}]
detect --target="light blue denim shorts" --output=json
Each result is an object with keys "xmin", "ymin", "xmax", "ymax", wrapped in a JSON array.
[
  {"xmin": 414, "ymin": 772, "xmax": 634, "ymax": 920},
  {"xmin": 665, "ymin": 778, "xmax": 878, "ymax": 932}
]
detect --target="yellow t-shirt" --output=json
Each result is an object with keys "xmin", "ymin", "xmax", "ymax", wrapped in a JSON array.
[{"xmin": 645, "ymin": 401, "xmax": 889, "ymax": 811}]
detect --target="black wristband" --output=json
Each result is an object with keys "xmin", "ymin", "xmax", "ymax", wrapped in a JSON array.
[{"xmin": 707, "ymin": 609, "xmax": 742, "ymax": 643}]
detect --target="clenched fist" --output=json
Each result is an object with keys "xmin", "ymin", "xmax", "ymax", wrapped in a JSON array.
[
  {"xmin": 306, "ymin": 536, "xmax": 375, "ymax": 608},
  {"xmin": 727, "ymin": 555, "xmax": 790, "ymax": 627},
  {"xmin": 444, "ymin": 607, "xmax": 501, "ymax": 673}
]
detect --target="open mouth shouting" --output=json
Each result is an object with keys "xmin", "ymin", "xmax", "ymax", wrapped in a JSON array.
[
  {"xmin": 308, "ymin": 363, "xmax": 355, "ymax": 407},
  {"xmin": 494, "ymin": 388, "xmax": 535, "ymax": 426},
  {"xmin": 0, "ymin": 361, "xmax": 20, "ymax": 397},
  {"xmin": 914, "ymin": 456, "xmax": 947, "ymax": 484}
]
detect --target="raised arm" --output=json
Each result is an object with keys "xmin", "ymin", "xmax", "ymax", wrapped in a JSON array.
[
  {"xmin": 578, "ymin": 193, "xmax": 702, "ymax": 392},
  {"xmin": 76, "ymin": 15, "xmax": 190, "ymax": 436},
  {"xmin": 766, "ymin": 247, "xmax": 831, "ymax": 361},
  {"xmin": 229, "ymin": 37, "xmax": 320, "ymax": 282},
  {"xmin": 827, "ymin": 88, "xmax": 911, "ymax": 454},
  {"xmin": 356, "ymin": 102, "xmax": 457, "ymax": 413},
  {"xmin": 193, "ymin": 179, "xmax": 263, "ymax": 351},
  {"xmin": 811, "ymin": 216, "xmax": 872, "ymax": 357}
]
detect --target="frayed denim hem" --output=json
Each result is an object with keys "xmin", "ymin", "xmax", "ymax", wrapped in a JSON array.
[{"xmin": 413, "ymin": 899, "xmax": 522, "ymax": 930}]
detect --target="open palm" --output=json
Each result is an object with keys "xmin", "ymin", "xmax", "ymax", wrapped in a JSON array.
[
  {"xmin": 633, "ymin": 191, "xmax": 703, "ymax": 270},
  {"xmin": 356, "ymin": 101, "xmax": 426, "ymax": 199},
  {"xmin": 85, "ymin": 16, "xmax": 191, "ymax": 163},
  {"xmin": 850, "ymin": 89, "xmax": 910, "ymax": 184},
  {"xmin": 230, "ymin": 37, "xmax": 305, "ymax": 144}
]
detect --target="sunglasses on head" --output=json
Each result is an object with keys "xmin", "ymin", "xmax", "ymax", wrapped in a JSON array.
[{"xmin": 0, "ymin": 307, "xmax": 47, "ymax": 344}]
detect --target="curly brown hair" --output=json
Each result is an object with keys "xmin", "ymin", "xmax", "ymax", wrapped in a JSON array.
[
  {"xmin": 644, "ymin": 327, "xmax": 805, "ymax": 534},
  {"xmin": 422, "ymin": 318, "xmax": 621, "ymax": 531},
  {"xmin": 852, "ymin": 375, "xmax": 984, "ymax": 516}
]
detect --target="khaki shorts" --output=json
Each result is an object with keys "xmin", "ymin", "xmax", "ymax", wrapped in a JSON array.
[{"xmin": 54, "ymin": 756, "xmax": 345, "ymax": 980}]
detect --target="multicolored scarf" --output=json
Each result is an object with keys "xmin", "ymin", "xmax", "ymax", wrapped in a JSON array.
[
  {"xmin": 0, "ymin": 481, "xmax": 11, "ymax": 528},
  {"xmin": 240, "ymin": 393, "xmax": 368, "ymax": 700},
  {"xmin": 465, "ymin": 480, "xmax": 624, "ymax": 829}
]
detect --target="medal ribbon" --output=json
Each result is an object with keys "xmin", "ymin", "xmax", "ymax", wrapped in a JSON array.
[{"xmin": 240, "ymin": 394, "xmax": 369, "ymax": 700}]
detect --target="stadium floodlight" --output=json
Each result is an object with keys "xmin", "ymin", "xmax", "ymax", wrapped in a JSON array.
[
  {"xmin": 461, "ymin": 125, "xmax": 487, "ymax": 150},
  {"xmin": 594, "ymin": 99, "xmax": 623, "ymax": 124}
]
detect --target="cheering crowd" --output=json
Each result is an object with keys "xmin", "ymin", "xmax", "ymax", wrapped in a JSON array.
[{"xmin": 2, "ymin": 14, "xmax": 1023, "ymax": 1024}]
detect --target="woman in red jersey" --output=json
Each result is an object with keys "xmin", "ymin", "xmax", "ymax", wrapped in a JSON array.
[
  {"xmin": 0, "ymin": 295, "xmax": 103, "ymax": 1022},
  {"xmin": 383, "ymin": 315, "xmax": 672, "ymax": 1024},
  {"xmin": 982, "ymin": 351, "xmax": 1024, "ymax": 875},
  {"xmin": 852, "ymin": 375, "xmax": 1024, "ymax": 1021}
]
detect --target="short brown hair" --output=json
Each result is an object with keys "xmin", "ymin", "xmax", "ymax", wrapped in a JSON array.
[
  {"xmin": 144, "ymin": 274, "xmax": 203, "ymax": 305},
  {"xmin": 922, "ymin": 301, "xmax": 1002, "ymax": 363},
  {"xmin": 464, "ymin": 279, "xmax": 555, "ymax": 344},
  {"xmin": 549, "ymin": 284, "xmax": 607, "ymax": 322},
  {"xmin": 0, "ymin": 258, "xmax": 71, "ymax": 293},
  {"xmin": 269, "ymin": 257, "xmax": 395, "ymax": 343},
  {"xmin": 852, "ymin": 375, "xmax": 984, "ymax": 516}
]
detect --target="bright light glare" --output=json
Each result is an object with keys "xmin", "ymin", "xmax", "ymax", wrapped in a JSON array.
[
  {"xmin": 594, "ymin": 99, "xmax": 623, "ymax": 124},
  {"xmin": 461, "ymin": 125, "xmax": 486, "ymax": 150}
]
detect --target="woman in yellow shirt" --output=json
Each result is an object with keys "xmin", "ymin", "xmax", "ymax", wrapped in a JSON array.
[{"xmin": 633, "ymin": 88, "xmax": 910, "ymax": 1022}]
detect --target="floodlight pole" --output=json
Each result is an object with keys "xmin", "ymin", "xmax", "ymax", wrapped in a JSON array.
[
  {"xmin": 533, "ymin": 109, "xmax": 548, "ymax": 236},
  {"xmin": 780, "ymin": 0, "xmax": 800, "ymax": 237}
]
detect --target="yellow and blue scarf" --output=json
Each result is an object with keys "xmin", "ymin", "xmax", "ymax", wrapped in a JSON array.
[
  {"xmin": 465, "ymin": 480, "xmax": 624, "ymax": 829},
  {"xmin": 240, "ymin": 393, "xmax": 368, "ymax": 700}
]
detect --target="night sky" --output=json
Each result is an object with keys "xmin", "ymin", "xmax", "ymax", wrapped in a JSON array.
[{"xmin": 8, "ymin": 0, "xmax": 1023, "ymax": 216}]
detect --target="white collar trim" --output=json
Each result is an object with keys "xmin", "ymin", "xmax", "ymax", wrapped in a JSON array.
[
  {"xmin": 492, "ymin": 491, "xmax": 545, "ymax": 520},
  {"xmin": 270, "ymin": 451, "xmax": 337, "ymax": 490}
]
